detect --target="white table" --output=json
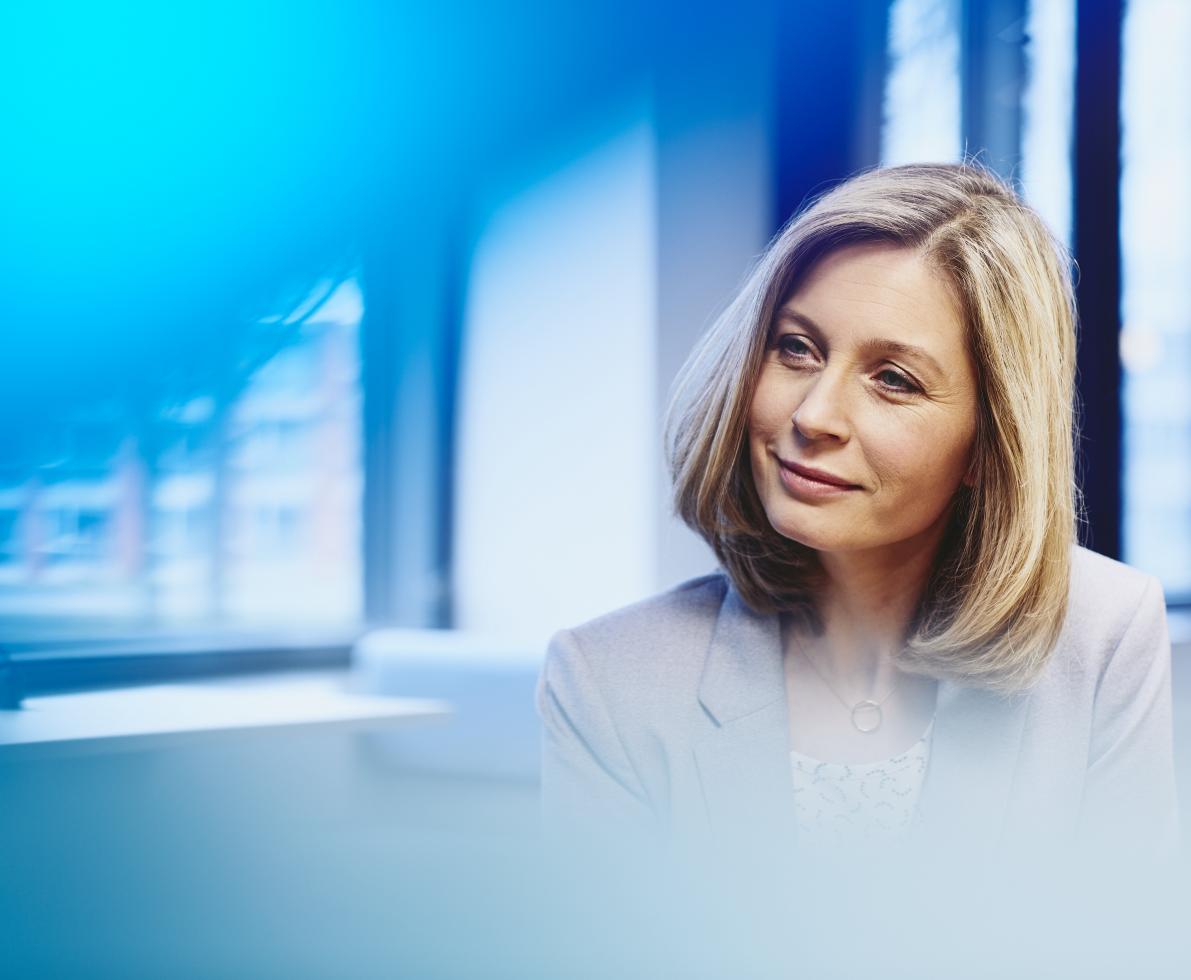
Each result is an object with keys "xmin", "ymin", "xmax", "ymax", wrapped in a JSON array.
[{"xmin": 0, "ymin": 670, "xmax": 452, "ymax": 761}]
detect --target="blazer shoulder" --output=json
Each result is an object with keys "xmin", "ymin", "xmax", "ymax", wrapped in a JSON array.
[
  {"xmin": 1062, "ymin": 544, "xmax": 1167, "ymax": 674},
  {"xmin": 565, "ymin": 570, "xmax": 727, "ymax": 646},
  {"xmin": 1070, "ymin": 543, "xmax": 1153, "ymax": 594},
  {"xmin": 545, "ymin": 570, "xmax": 729, "ymax": 686},
  {"xmin": 1069, "ymin": 544, "xmax": 1162, "ymax": 623}
]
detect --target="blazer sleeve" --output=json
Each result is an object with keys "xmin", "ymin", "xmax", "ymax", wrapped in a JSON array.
[
  {"xmin": 535, "ymin": 628, "xmax": 658, "ymax": 854},
  {"xmin": 1076, "ymin": 574, "xmax": 1182, "ymax": 860}
]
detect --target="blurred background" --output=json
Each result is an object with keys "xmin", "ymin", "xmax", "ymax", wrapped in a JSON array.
[
  {"xmin": 1, "ymin": 0, "xmax": 1189, "ymax": 976},
  {"xmin": 6, "ymin": 0, "xmax": 1190, "ymax": 645}
]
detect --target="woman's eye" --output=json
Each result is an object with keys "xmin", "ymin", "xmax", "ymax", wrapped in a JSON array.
[
  {"xmin": 774, "ymin": 336, "xmax": 921, "ymax": 396},
  {"xmin": 776, "ymin": 336, "xmax": 813, "ymax": 360},
  {"xmin": 876, "ymin": 368, "xmax": 919, "ymax": 394}
]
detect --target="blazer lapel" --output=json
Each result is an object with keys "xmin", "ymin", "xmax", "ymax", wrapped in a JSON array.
[
  {"xmin": 691, "ymin": 585, "xmax": 797, "ymax": 848},
  {"xmin": 910, "ymin": 677, "xmax": 1031, "ymax": 854}
]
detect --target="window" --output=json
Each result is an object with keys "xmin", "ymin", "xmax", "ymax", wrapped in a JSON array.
[
  {"xmin": 882, "ymin": 0, "xmax": 963, "ymax": 166},
  {"xmin": 1120, "ymin": 0, "xmax": 1191, "ymax": 601},
  {"xmin": 1020, "ymin": 0, "xmax": 1075, "ymax": 246},
  {"xmin": 0, "ymin": 278, "xmax": 364, "ymax": 634}
]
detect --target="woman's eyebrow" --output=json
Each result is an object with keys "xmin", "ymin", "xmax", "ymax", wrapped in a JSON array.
[{"xmin": 775, "ymin": 308, "xmax": 945, "ymax": 378}]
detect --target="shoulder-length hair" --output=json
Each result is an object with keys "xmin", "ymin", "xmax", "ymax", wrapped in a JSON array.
[{"xmin": 664, "ymin": 162, "xmax": 1083, "ymax": 693}]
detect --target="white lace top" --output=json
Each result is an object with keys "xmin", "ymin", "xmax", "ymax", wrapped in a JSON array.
[{"xmin": 789, "ymin": 718, "xmax": 934, "ymax": 849}]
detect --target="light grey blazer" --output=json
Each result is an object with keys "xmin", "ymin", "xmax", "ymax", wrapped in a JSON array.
[{"xmin": 535, "ymin": 544, "xmax": 1181, "ymax": 870}]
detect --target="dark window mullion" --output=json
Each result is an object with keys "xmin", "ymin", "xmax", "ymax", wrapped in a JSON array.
[{"xmin": 1072, "ymin": 0, "xmax": 1124, "ymax": 558}]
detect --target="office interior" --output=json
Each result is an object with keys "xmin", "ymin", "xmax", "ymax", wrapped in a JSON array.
[{"xmin": 1, "ymin": 1, "xmax": 1189, "ymax": 976}]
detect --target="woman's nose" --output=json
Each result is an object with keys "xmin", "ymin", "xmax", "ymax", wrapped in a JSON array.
[{"xmin": 791, "ymin": 371, "xmax": 851, "ymax": 442}]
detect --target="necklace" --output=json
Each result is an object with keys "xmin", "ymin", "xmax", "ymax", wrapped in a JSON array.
[{"xmin": 792, "ymin": 634, "xmax": 902, "ymax": 734}]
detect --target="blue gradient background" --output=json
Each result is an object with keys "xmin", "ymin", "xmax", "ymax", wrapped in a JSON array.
[{"xmin": 2, "ymin": 2, "xmax": 1189, "ymax": 977}]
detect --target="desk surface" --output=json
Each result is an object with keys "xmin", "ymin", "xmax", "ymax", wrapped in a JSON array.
[{"xmin": 0, "ymin": 670, "xmax": 451, "ymax": 760}]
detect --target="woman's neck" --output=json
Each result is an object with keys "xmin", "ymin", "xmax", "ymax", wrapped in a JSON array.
[{"xmin": 804, "ymin": 539, "xmax": 940, "ymax": 686}]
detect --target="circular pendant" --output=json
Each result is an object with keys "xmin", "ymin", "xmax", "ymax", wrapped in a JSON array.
[{"xmin": 851, "ymin": 700, "xmax": 883, "ymax": 733}]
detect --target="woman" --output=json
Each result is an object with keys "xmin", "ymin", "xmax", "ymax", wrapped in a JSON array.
[{"xmin": 535, "ymin": 162, "xmax": 1180, "ymax": 876}]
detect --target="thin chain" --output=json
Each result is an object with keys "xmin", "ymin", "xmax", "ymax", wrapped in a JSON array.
[{"xmin": 792, "ymin": 633, "xmax": 901, "ymax": 711}]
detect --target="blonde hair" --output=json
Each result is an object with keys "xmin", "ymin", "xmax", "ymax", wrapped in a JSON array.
[{"xmin": 664, "ymin": 162, "xmax": 1083, "ymax": 693}]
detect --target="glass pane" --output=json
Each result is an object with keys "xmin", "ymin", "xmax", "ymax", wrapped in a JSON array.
[
  {"xmin": 882, "ymin": 0, "xmax": 963, "ymax": 165},
  {"xmin": 1120, "ymin": 0, "xmax": 1191, "ymax": 599},
  {"xmin": 1020, "ymin": 0, "xmax": 1075, "ymax": 247},
  {"xmin": 0, "ymin": 278, "xmax": 364, "ymax": 633}
]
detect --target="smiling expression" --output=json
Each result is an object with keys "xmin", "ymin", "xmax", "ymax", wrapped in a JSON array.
[{"xmin": 747, "ymin": 242, "xmax": 980, "ymax": 561}]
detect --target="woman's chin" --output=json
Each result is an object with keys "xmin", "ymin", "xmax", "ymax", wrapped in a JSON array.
[
  {"xmin": 771, "ymin": 525, "xmax": 833, "ymax": 552},
  {"xmin": 772, "ymin": 523, "xmax": 877, "ymax": 555}
]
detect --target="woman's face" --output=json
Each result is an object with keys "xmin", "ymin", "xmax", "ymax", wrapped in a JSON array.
[{"xmin": 747, "ymin": 242, "xmax": 979, "ymax": 561}]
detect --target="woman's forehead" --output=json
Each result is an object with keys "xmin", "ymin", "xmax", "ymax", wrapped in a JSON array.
[{"xmin": 778, "ymin": 243, "xmax": 967, "ymax": 362}]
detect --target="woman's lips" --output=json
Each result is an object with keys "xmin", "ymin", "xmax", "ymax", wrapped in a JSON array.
[{"xmin": 778, "ymin": 459, "xmax": 861, "ymax": 498}]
